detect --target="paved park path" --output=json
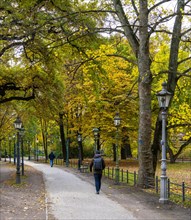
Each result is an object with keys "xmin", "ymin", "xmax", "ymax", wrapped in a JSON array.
[
  {"xmin": 25, "ymin": 161, "xmax": 136, "ymax": 220},
  {"xmin": 24, "ymin": 161, "xmax": 191, "ymax": 220}
]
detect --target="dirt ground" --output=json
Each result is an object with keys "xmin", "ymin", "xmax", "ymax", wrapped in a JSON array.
[
  {"xmin": 0, "ymin": 161, "xmax": 190, "ymax": 220},
  {"xmin": 0, "ymin": 161, "xmax": 47, "ymax": 220}
]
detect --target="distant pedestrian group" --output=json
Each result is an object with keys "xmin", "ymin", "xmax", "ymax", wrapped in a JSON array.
[{"xmin": 49, "ymin": 151, "xmax": 55, "ymax": 167}]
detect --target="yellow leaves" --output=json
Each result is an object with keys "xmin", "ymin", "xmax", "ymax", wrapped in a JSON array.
[
  {"xmin": 86, "ymin": 44, "xmax": 116, "ymax": 59},
  {"xmin": 151, "ymin": 44, "xmax": 169, "ymax": 75},
  {"xmin": 169, "ymin": 103, "xmax": 191, "ymax": 144}
]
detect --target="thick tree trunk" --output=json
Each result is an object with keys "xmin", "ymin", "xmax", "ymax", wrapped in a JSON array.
[
  {"xmin": 151, "ymin": 0, "xmax": 184, "ymax": 171},
  {"xmin": 59, "ymin": 112, "xmax": 66, "ymax": 162},
  {"xmin": 42, "ymin": 130, "xmax": 48, "ymax": 161},
  {"xmin": 151, "ymin": 116, "xmax": 162, "ymax": 173},
  {"xmin": 168, "ymin": 148, "xmax": 176, "ymax": 163},
  {"xmin": 121, "ymin": 147, "xmax": 126, "ymax": 159},
  {"xmin": 126, "ymin": 143, "xmax": 132, "ymax": 158},
  {"xmin": 137, "ymin": 79, "xmax": 154, "ymax": 187},
  {"xmin": 113, "ymin": 143, "xmax": 116, "ymax": 162},
  {"xmin": 113, "ymin": 0, "xmax": 154, "ymax": 187},
  {"xmin": 167, "ymin": 0, "xmax": 184, "ymax": 93},
  {"xmin": 40, "ymin": 119, "xmax": 48, "ymax": 161},
  {"xmin": 0, "ymin": 140, "xmax": 2, "ymax": 161},
  {"xmin": 137, "ymin": 0, "xmax": 154, "ymax": 187},
  {"xmin": 121, "ymin": 127, "xmax": 132, "ymax": 158}
]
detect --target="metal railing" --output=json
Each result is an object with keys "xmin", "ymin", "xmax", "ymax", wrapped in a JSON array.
[
  {"xmin": 103, "ymin": 167, "xmax": 137, "ymax": 186},
  {"xmin": 167, "ymin": 179, "xmax": 191, "ymax": 202},
  {"xmin": 143, "ymin": 175, "xmax": 191, "ymax": 203}
]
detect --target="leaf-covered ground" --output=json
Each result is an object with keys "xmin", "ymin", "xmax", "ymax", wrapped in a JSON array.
[{"xmin": 104, "ymin": 158, "xmax": 191, "ymax": 185}]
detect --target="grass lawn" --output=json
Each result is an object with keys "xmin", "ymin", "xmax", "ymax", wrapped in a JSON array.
[
  {"xmin": 104, "ymin": 158, "xmax": 191, "ymax": 207},
  {"xmin": 104, "ymin": 158, "xmax": 191, "ymax": 186}
]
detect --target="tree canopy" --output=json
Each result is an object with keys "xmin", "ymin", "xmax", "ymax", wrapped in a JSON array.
[{"xmin": 0, "ymin": 0, "xmax": 191, "ymax": 187}]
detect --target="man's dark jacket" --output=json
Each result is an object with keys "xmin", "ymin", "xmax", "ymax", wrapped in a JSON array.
[
  {"xmin": 90, "ymin": 153, "xmax": 105, "ymax": 174},
  {"xmin": 49, "ymin": 152, "xmax": 55, "ymax": 160}
]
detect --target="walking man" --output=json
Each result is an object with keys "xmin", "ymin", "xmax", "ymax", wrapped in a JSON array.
[
  {"xmin": 49, "ymin": 151, "xmax": 55, "ymax": 167},
  {"xmin": 90, "ymin": 150, "xmax": 105, "ymax": 194}
]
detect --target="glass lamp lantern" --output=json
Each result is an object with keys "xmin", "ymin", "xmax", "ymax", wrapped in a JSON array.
[
  {"xmin": 93, "ymin": 128, "xmax": 99, "ymax": 138},
  {"xmin": 14, "ymin": 116, "xmax": 22, "ymax": 130},
  {"xmin": 77, "ymin": 133, "xmax": 82, "ymax": 142},
  {"xmin": 114, "ymin": 112, "xmax": 121, "ymax": 127},
  {"xmin": 156, "ymin": 82, "xmax": 172, "ymax": 109}
]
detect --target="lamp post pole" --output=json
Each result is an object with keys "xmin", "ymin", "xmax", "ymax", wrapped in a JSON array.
[
  {"xmin": 36, "ymin": 138, "xmax": 39, "ymax": 161},
  {"xmin": 4, "ymin": 142, "xmax": 7, "ymax": 162},
  {"xmin": 13, "ymin": 134, "xmax": 16, "ymax": 165},
  {"xmin": 9, "ymin": 136, "xmax": 12, "ymax": 163},
  {"xmin": 16, "ymin": 130, "xmax": 21, "ymax": 183},
  {"xmin": 66, "ymin": 138, "xmax": 69, "ymax": 167},
  {"xmin": 27, "ymin": 141, "xmax": 31, "ymax": 160},
  {"xmin": 156, "ymin": 82, "xmax": 172, "ymax": 204},
  {"xmin": 77, "ymin": 133, "xmax": 82, "ymax": 170},
  {"xmin": 115, "ymin": 126, "xmax": 119, "ymax": 184},
  {"xmin": 160, "ymin": 109, "xmax": 168, "ymax": 203},
  {"xmin": 20, "ymin": 127, "xmax": 25, "ymax": 176},
  {"xmin": 114, "ymin": 112, "xmax": 121, "ymax": 184},
  {"xmin": 93, "ymin": 128, "xmax": 99, "ymax": 153},
  {"xmin": 94, "ymin": 136, "xmax": 97, "ymax": 153},
  {"xmin": 14, "ymin": 116, "xmax": 22, "ymax": 184}
]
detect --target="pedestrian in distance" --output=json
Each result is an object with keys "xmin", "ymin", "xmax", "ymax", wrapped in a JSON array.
[
  {"xmin": 90, "ymin": 150, "xmax": 105, "ymax": 194},
  {"xmin": 49, "ymin": 151, "xmax": 55, "ymax": 167}
]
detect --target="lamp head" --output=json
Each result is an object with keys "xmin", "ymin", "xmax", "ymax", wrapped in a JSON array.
[
  {"xmin": 156, "ymin": 82, "xmax": 172, "ymax": 109},
  {"xmin": 93, "ymin": 127, "xmax": 99, "ymax": 137},
  {"xmin": 77, "ymin": 133, "xmax": 82, "ymax": 142},
  {"xmin": 14, "ymin": 116, "xmax": 22, "ymax": 130},
  {"xmin": 114, "ymin": 112, "xmax": 121, "ymax": 127}
]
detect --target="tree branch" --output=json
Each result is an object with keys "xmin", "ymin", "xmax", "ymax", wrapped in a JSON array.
[
  {"xmin": 112, "ymin": 0, "xmax": 139, "ymax": 57},
  {"xmin": 0, "ymin": 93, "xmax": 35, "ymax": 104}
]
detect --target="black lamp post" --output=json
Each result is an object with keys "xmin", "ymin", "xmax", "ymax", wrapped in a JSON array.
[
  {"xmin": 13, "ymin": 134, "xmax": 16, "ymax": 165},
  {"xmin": 77, "ymin": 133, "xmax": 82, "ymax": 170},
  {"xmin": 66, "ymin": 138, "xmax": 69, "ymax": 167},
  {"xmin": 20, "ymin": 127, "xmax": 25, "ymax": 176},
  {"xmin": 93, "ymin": 128, "xmax": 99, "ymax": 153},
  {"xmin": 13, "ymin": 116, "xmax": 22, "ymax": 184},
  {"xmin": 156, "ymin": 82, "xmax": 172, "ymax": 204},
  {"xmin": 27, "ymin": 141, "xmax": 31, "ymax": 160},
  {"xmin": 4, "ymin": 140, "xmax": 7, "ymax": 162},
  {"xmin": 114, "ymin": 112, "xmax": 121, "ymax": 184},
  {"xmin": 36, "ymin": 138, "xmax": 39, "ymax": 161},
  {"xmin": 9, "ymin": 136, "xmax": 12, "ymax": 163}
]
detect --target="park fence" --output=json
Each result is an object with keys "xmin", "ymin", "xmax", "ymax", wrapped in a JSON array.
[{"xmin": 143, "ymin": 174, "xmax": 191, "ymax": 203}]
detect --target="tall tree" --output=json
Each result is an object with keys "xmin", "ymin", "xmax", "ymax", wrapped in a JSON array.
[
  {"xmin": 152, "ymin": 0, "xmax": 191, "ymax": 169},
  {"xmin": 110, "ymin": 0, "xmax": 191, "ymax": 186},
  {"xmin": 111, "ymin": 0, "xmax": 153, "ymax": 186}
]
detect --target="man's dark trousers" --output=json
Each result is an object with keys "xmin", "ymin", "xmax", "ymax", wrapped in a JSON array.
[{"xmin": 94, "ymin": 173, "xmax": 102, "ymax": 193}]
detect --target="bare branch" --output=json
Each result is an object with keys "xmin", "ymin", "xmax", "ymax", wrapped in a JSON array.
[
  {"xmin": 106, "ymin": 54, "xmax": 137, "ymax": 65},
  {"xmin": 178, "ymin": 56, "xmax": 191, "ymax": 65},
  {"xmin": 131, "ymin": 0, "xmax": 139, "ymax": 16},
  {"xmin": 181, "ymin": 27, "xmax": 191, "ymax": 36},
  {"xmin": 0, "ymin": 42, "xmax": 25, "ymax": 57},
  {"xmin": 167, "ymin": 123, "xmax": 191, "ymax": 130},
  {"xmin": 0, "ymin": 94, "xmax": 35, "ymax": 104},
  {"xmin": 149, "ymin": 0, "xmax": 171, "ymax": 13},
  {"xmin": 112, "ymin": 0, "xmax": 139, "ymax": 57}
]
